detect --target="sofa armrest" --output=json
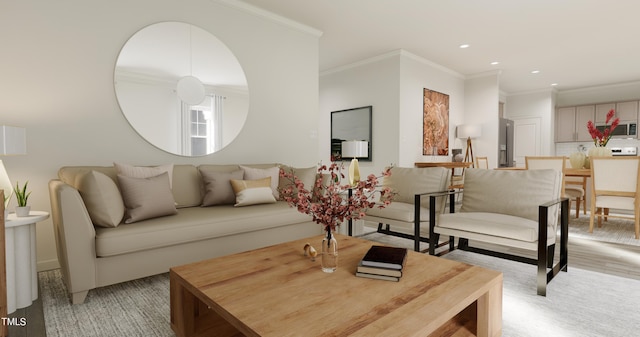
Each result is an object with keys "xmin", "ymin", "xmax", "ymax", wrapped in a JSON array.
[{"xmin": 49, "ymin": 180, "xmax": 97, "ymax": 302}]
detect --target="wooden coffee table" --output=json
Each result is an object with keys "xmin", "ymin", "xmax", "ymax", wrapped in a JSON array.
[{"xmin": 170, "ymin": 234, "xmax": 502, "ymax": 337}]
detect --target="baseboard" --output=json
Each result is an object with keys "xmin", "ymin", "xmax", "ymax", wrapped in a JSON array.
[{"xmin": 37, "ymin": 259, "xmax": 60, "ymax": 272}]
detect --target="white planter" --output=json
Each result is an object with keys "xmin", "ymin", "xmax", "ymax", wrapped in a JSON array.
[
  {"xmin": 15, "ymin": 206, "xmax": 30, "ymax": 217},
  {"xmin": 588, "ymin": 146, "xmax": 612, "ymax": 158}
]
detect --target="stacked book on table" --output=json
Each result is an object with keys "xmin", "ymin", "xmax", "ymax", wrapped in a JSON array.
[{"xmin": 355, "ymin": 245, "xmax": 407, "ymax": 282}]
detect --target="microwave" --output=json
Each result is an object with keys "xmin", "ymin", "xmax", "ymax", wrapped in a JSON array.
[{"xmin": 596, "ymin": 122, "xmax": 637, "ymax": 137}]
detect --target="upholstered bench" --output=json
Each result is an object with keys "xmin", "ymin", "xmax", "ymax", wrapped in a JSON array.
[{"xmin": 428, "ymin": 168, "xmax": 569, "ymax": 296}]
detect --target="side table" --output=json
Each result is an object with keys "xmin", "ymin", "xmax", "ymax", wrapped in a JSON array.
[{"xmin": 5, "ymin": 211, "xmax": 49, "ymax": 314}]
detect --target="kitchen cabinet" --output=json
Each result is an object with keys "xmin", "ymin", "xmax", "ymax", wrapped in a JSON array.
[
  {"xmin": 596, "ymin": 101, "xmax": 638, "ymax": 122},
  {"xmin": 615, "ymin": 101, "xmax": 638, "ymax": 121},
  {"xmin": 576, "ymin": 105, "xmax": 595, "ymax": 141},
  {"xmin": 556, "ymin": 105, "xmax": 595, "ymax": 142}
]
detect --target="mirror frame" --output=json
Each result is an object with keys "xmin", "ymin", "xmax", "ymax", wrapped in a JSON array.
[{"xmin": 330, "ymin": 106, "xmax": 372, "ymax": 161}]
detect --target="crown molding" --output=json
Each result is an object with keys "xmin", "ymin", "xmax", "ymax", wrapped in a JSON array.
[
  {"xmin": 320, "ymin": 49, "xmax": 464, "ymax": 78},
  {"xmin": 558, "ymin": 80, "xmax": 640, "ymax": 94},
  {"xmin": 213, "ymin": 0, "xmax": 323, "ymax": 37},
  {"xmin": 466, "ymin": 69, "xmax": 501, "ymax": 80}
]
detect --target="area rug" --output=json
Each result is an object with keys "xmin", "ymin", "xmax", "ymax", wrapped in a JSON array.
[
  {"xmin": 569, "ymin": 214, "xmax": 639, "ymax": 247},
  {"xmin": 40, "ymin": 234, "xmax": 640, "ymax": 337}
]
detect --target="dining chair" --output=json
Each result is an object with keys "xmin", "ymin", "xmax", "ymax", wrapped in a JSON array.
[
  {"xmin": 564, "ymin": 158, "xmax": 587, "ymax": 218},
  {"xmin": 525, "ymin": 156, "xmax": 566, "ymax": 198},
  {"xmin": 475, "ymin": 156, "xmax": 489, "ymax": 169},
  {"xmin": 589, "ymin": 157, "xmax": 640, "ymax": 239}
]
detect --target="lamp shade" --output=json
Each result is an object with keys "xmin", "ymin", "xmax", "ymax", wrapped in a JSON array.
[
  {"xmin": 456, "ymin": 124, "xmax": 481, "ymax": 139},
  {"xmin": 0, "ymin": 125, "xmax": 26, "ymax": 155},
  {"xmin": 341, "ymin": 140, "xmax": 368, "ymax": 158}
]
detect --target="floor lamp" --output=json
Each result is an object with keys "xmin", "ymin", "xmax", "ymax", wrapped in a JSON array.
[{"xmin": 456, "ymin": 124, "xmax": 481, "ymax": 168}]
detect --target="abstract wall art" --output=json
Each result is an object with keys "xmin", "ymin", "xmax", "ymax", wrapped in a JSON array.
[{"xmin": 422, "ymin": 88, "xmax": 449, "ymax": 156}]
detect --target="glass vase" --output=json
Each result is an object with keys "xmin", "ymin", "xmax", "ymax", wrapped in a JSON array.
[{"xmin": 321, "ymin": 229, "xmax": 338, "ymax": 273}]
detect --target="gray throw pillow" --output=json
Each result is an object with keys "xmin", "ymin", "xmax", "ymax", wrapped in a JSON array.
[
  {"xmin": 117, "ymin": 172, "xmax": 177, "ymax": 224},
  {"xmin": 199, "ymin": 169, "xmax": 244, "ymax": 206},
  {"xmin": 75, "ymin": 170, "xmax": 125, "ymax": 228}
]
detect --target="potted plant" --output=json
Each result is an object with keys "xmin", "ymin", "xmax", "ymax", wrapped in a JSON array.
[{"xmin": 14, "ymin": 181, "xmax": 31, "ymax": 217}]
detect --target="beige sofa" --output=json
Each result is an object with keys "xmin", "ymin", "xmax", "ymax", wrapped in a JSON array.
[{"xmin": 48, "ymin": 163, "xmax": 320, "ymax": 304}]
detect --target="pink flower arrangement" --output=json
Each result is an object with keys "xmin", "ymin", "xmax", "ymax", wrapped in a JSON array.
[
  {"xmin": 279, "ymin": 162, "xmax": 394, "ymax": 233},
  {"xmin": 587, "ymin": 109, "xmax": 619, "ymax": 147}
]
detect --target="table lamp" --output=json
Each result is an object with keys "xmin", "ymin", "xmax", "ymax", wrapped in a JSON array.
[
  {"xmin": 0, "ymin": 125, "xmax": 27, "ymax": 208},
  {"xmin": 341, "ymin": 140, "xmax": 368, "ymax": 186},
  {"xmin": 456, "ymin": 124, "xmax": 481, "ymax": 168}
]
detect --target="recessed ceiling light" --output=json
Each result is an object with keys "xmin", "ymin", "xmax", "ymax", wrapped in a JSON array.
[
  {"xmin": 491, "ymin": 61, "xmax": 500, "ymax": 65},
  {"xmin": 531, "ymin": 70, "xmax": 540, "ymax": 74},
  {"xmin": 459, "ymin": 44, "xmax": 470, "ymax": 49},
  {"xmin": 551, "ymin": 83, "xmax": 558, "ymax": 86}
]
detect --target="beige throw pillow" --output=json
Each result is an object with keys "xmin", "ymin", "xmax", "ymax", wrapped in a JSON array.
[
  {"xmin": 114, "ymin": 162, "xmax": 174, "ymax": 188},
  {"xmin": 230, "ymin": 177, "xmax": 277, "ymax": 207},
  {"xmin": 240, "ymin": 165, "xmax": 280, "ymax": 199},
  {"xmin": 278, "ymin": 166, "xmax": 317, "ymax": 200},
  {"xmin": 75, "ymin": 170, "xmax": 125, "ymax": 228},
  {"xmin": 117, "ymin": 172, "xmax": 177, "ymax": 223},
  {"xmin": 200, "ymin": 169, "xmax": 244, "ymax": 206}
]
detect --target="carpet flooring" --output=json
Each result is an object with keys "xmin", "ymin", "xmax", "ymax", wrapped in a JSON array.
[{"xmin": 40, "ymin": 228, "xmax": 640, "ymax": 337}]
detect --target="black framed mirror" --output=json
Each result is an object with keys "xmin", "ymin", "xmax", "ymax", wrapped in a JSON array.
[{"xmin": 330, "ymin": 106, "xmax": 372, "ymax": 161}]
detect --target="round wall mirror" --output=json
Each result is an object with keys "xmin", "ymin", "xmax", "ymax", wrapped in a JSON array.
[{"xmin": 114, "ymin": 22, "xmax": 249, "ymax": 156}]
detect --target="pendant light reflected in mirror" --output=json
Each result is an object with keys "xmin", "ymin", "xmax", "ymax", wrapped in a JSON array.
[
  {"xmin": 177, "ymin": 25, "xmax": 205, "ymax": 105},
  {"xmin": 177, "ymin": 75, "xmax": 205, "ymax": 105}
]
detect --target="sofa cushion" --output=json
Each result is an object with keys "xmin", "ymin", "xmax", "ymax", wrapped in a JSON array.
[
  {"xmin": 171, "ymin": 165, "xmax": 203, "ymax": 208},
  {"xmin": 114, "ymin": 162, "xmax": 174, "ymax": 188},
  {"xmin": 94, "ymin": 202, "xmax": 313, "ymax": 257},
  {"xmin": 117, "ymin": 172, "xmax": 177, "ymax": 223},
  {"xmin": 240, "ymin": 165, "xmax": 280, "ymax": 199},
  {"xmin": 278, "ymin": 165, "xmax": 317, "ymax": 200},
  {"xmin": 75, "ymin": 170, "xmax": 124, "ymax": 228},
  {"xmin": 60, "ymin": 165, "xmax": 202, "ymax": 209},
  {"xmin": 230, "ymin": 177, "xmax": 277, "ymax": 206},
  {"xmin": 460, "ymin": 168, "xmax": 562, "ymax": 227},
  {"xmin": 200, "ymin": 169, "xmax": 244, "ymax": 206}
]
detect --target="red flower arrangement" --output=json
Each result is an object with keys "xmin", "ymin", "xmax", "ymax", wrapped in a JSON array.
[
  {"xmin": 587, "ymin": 109, "xmax": 619, "ymax": 147},
  {"xmin": 279, "ymin": 162, "xmax": 394, "ymax": 233}
]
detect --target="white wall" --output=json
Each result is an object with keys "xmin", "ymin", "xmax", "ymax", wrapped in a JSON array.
[
  {"xmin": 464, "ymin": 73, "xmax": 501, "ymax": 168},
  {"xmin": 399, "ymin": 51, "xmax": 466, "ymax": 167},
  {"xmin": 320, "ymin": 50, "xmax": 468, "ymax": 177},
  {"xmin": 0, "ymin": 0, "xmax": 320, "ymax": 270},
  {"xmin": 506, "ymin": 90, "xmax": 556, "ymax": 157},
  {"xmin": 320, "ymin": 52, "xmax": 401, "ymax": 176}
]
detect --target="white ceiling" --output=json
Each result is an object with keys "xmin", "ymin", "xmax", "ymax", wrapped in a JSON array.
[{"xmin": 239, "ymin": 0, "xmax": 640, "ymax": 94}]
